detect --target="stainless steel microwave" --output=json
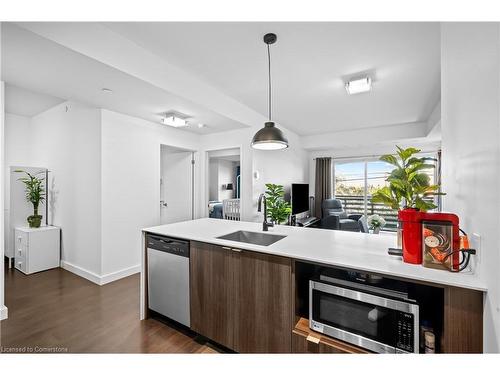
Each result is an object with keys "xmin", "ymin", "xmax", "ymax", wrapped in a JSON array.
[{"xmin": 309, "ymin": 278, "xmax": 419, "ymax": 353}]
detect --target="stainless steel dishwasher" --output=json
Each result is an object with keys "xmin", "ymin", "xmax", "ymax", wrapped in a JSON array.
[{"xmin": 147, "ymin": 234, "xmax": 190, "ymax": 327}]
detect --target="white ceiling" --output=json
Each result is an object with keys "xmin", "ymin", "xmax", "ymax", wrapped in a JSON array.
[
  {"xmin": 104, "ymin": 22, "xmax": 441, "ymax": 136},
  {"xmin": 2, "ymin": 22, "xmax": 441, "ymax": 142},
  {"xmin": 1, "ymin": 23, "xmax": 247, "ymax": 134},
  {"xmin": 4, "ymin": 84, "xmax": 64, "ymax": 117}
]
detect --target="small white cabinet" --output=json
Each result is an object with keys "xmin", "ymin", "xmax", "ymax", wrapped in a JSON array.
[{"xmin": 15, "ymin": 226, "xmax": 61, "ymax": 275}]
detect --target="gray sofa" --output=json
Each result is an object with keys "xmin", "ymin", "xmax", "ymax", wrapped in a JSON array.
[{"xmin": 320, "ymin": 199, "xmax": 362, "ymax": 232}]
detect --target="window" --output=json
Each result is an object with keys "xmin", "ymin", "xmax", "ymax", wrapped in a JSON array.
[
  {"xmin": 334, "ymin": 162, "xmax": 366, "ymax": 219},
  {"xmin": 333, "ymin": 153, "xmax": 438, "ymax": 231}
]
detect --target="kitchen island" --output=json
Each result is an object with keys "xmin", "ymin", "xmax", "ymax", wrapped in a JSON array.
[{"xmin": 141, "ymin": 218, "xmax": 486, "ymax": 353}]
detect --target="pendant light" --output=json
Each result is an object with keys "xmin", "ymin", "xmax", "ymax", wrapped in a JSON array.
[{"xmin": 251, "ymin": 33, "xmax": 289, "ymax": 150}]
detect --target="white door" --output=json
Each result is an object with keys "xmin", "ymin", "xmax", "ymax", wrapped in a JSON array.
[{"xmin": 160, "ymin": 149, "xmax": 193, "ymax": 225}]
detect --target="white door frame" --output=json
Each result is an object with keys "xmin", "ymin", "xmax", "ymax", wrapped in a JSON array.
[{"xmin": 204, "ymin": 145, "xmax": 243, "ymax": 219}]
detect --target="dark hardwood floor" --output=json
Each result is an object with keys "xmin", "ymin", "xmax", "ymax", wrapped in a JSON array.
[{"xmin": 0, "ymin": 261, "xmax": 220, "ymax": 353}]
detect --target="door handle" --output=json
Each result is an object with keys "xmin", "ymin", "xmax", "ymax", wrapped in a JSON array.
[
  {"xmin": 306, "ymin": 335, "xmax": 320, "ymax": 344},
  {"xmin": 160, "ymin": 200, "xmax": 168, "ymax": 207},
  {"xmin": 222, "ymin": 246, "xmax": 242, "ymax": 253}
]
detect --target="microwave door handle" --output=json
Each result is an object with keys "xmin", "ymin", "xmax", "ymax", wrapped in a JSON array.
[{"xmin": 310, "ymin": 280, "xmax": 417, "ymax": 314}]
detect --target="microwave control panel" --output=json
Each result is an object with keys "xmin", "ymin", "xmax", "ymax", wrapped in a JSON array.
[{"xmin": 396, "ymin": 312, "xmax": 416, "ymax": 353}]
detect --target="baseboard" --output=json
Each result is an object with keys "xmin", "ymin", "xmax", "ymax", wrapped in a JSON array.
[
  {"xmin": 0, "ymin": 305, "xmax": 8, "ymax": 320},
  {"xmin": 61, "ymin": 260, "xmax": 102, "ymax": 285},
  {"xmin": 60, "ymin": 260, "xmax": 140, "ymax": 286},
  {"xmin": 100, "ymin": 264, "xmax": 141, "ymax": 285}
]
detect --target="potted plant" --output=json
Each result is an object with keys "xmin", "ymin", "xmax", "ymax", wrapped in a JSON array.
[
  {"xmin": 15, "ymin": 170, "xmax": 46, "ymax": 228},
  {"xmin": 371, "ymin": 146, "xmax": 443, "ymax": 212},
  {"xmin": 371, "ymin": 147, "xmax": 444, "ymax": 246},
  {"xmin": 367, "ymin": 214, "xmax": 386, "ymax": 234},
  {"xmin": 265, "ymin": 183, "xmax": 292, "ymax": 224}
]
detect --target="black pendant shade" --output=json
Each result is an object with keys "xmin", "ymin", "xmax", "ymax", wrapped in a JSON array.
[
  {"xmin": 251, "ymin": 122, "xmax": 288, "ymax": 150},
  {"xmin": 251, "ymin": 33, "xmax": 289, "ymax": 150}
]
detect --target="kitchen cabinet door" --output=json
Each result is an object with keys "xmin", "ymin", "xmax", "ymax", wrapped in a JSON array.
[
  {"xmin": 235, "ymin": 250, "xmax": 292, "ymax": 353},
  {"xmin": 291, "ymin": 318, "xmax": 370, "ymax": 354},
  {"xmin": 190, "ymin": 242, "xmax": 237, "ymax": 350},
  {"xmin": 292, "ymin": 333, "xmax": 355, "ymax": 353}
]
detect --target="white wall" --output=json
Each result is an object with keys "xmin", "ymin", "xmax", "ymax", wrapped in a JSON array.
[
  {"xmin": 0, "ymin": 28, "xmax": 7, "ymax": 317},
  {"xmin": 201, "ymin": 126, "xmax": 309, "ymax": 222},
  {"xmin": 217, "ymin": 159, "xmax": 234, "ymax": 201},
  {"xmin": 100, "ymin": 110, "xmax": 200, "ymax": 277},
  {"xmin": 207, "ymin": 158, "xmax": 238, "ymax": 202},
  {"xmin": 0, "ymin": 21, "xmax": 8, "ymax": 320},
  {"xmin": 201, "ymin": 129, "xmax": 253, "ymax": 221},
  {"xmin": 3, "ymin": 113, "xmax": 31, "ymax": 166},
  {"xmin": 30, "ymin": 101, "xmax": 102, "ymax": 277},
  {"xmin": 208, "ymin": 159, "xmax": 219, "ymax": 201},
  {"xmin": 2, "ymin": 104, "xmax": 202, "ymax": 285},
  {"xmin": 441, "ymin": 23, "xmax": 500, "ymax": 353},
  {"xmin": 253, "ymin": 145, "xmax": 309, "ymax": 219},
  {"xmin": 3, "ymin": 113, "xmax": 32, "ymax": 257}
]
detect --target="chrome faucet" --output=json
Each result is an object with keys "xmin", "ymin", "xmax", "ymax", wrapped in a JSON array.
[{"xmin": 258, "ymin": 193, "xmax": 274, "ymax": 232}]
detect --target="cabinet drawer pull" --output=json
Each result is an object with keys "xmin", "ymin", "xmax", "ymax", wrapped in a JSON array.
[
  {"xmin": 306, "ymin": 335, "xmax": 320, "ymax": 344},
  {"xmin": 221, "ymin": 246, "xmax": 232, "ymax": 250},
  {"xmin": 231, "ymin": 248, "xmax": 242, "ymax": 253}
]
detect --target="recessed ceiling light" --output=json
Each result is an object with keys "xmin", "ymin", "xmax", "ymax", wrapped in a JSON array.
[
  {"xmin": 161, "ymin": 115, "xmax": 188, "ymax": 127},
  {"xmin": 345, "ymin": 77, "xmax": 372, "ymax": 95},
  {"xmin": 101, "ymin": 88, "xmax": 113, "ymax": 93}
]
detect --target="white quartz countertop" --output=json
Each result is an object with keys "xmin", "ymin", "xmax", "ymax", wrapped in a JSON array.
[{"xmin": 143, "ymin": 218, "xmax": 487, "ymax": 292}]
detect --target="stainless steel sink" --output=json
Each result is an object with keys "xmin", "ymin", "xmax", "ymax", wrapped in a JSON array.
[{"xmin": 216, "ymin": 230, "xmax": 286, "ymax": 246}]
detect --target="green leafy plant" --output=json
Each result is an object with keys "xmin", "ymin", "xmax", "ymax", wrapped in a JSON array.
[
  {"xmin": 371, "ymin": 146, "xmax": 444, "ymax": 212},
  {"xmin": 265, "ymin": 183, "xmax": 292, "ymax": 224},
  {"xmin": 15, "ymin": 170, "xmax": 45, "ymax": 228}
]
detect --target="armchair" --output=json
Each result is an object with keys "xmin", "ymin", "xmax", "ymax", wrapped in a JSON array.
[{"xmin": 320, "ymin": 199, "xmax": 361, "ymax": 232}]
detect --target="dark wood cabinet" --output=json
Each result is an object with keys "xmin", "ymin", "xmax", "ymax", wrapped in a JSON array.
[
  {"xmin": 236, "ymin": 251, "xmax": 292, "ymax": 353},
  {"xmin": 442, "ymin": 286, "xmax": 483, "ymax": 353},
  {"xmin": 189, "ymin": 241, "xmax": 292, "ymax": 353},
  {"xmin": 190, "ymin": 241, "xmax": 237, "ymax": 349},
  {"xmin": 189, "ymin": 242, "xmax": 483, "ymax": 354}
]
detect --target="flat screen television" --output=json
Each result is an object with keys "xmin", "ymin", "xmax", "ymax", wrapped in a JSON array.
[{"xmin": 291, "ymin": 183, "xmax": 310, "ymax": 215}]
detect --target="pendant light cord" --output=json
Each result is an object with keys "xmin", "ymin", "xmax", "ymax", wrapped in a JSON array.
[{"xmin": 267, "ymin": 43, "xmax": 272, "ymax": 121}]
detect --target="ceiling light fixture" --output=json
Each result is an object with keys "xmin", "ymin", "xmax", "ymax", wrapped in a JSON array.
[
  {"xmin": 345, "ymin": 77, "xmax": 372, "ymax": 95},
  {"xmin": 101, "ymin": 88, "xmax": 113, "ymax": 93},
  {"xmin": 251, "ymin": 33, "xmax": 289, "ymax": 151},
  {"xmin": 161, "ymin": 114, "xmax": 188, "ymax": 127},
  {"xmin": 198, "ymin": 123, "xmax": 206, "ymax": 128}
]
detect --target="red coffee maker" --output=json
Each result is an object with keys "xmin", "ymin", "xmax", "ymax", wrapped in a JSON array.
[{"xmin": 398, "ymin": 209, "xmax": 460, "ymax": 270}]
